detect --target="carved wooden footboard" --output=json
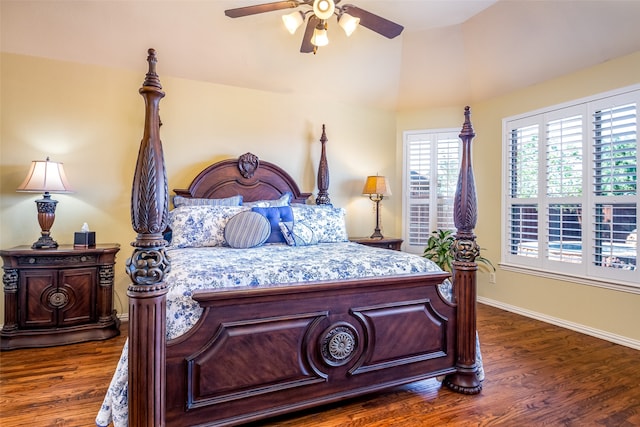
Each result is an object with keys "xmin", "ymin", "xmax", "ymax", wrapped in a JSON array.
[
  {"xmin": 165, "ymin": 274, "xmax": 452, "ymax": 426},
  {"xmin": 127, "ymin": 49, "xmax": 481, "ymax": 427}
]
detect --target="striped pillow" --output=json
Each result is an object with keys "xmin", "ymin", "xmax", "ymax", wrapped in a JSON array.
[
  {"xmin": 173, "ymin": 195, "xmax": 243, "ymax": 208},
  {"xmin": 224, "ymin": 211, "xmax": 271, "ymax": 249}
]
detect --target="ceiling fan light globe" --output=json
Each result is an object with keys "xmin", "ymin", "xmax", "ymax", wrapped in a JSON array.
[
  {"xmin": 338, "ymin": 13, "xmax": 359, "ymax": 36},
  {"xmin": 311, "ymin": 27, "xmax": 329, "ymax": 47},
  {"xmin": 313, "ymin": 0, "xmax": 335, "ymax": 20},
  {"xmin": 282, "ymin": 11, "xmax": 304, "ymax": 34}
]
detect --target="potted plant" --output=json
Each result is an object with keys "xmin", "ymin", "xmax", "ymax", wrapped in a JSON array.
[{"xmin": 422, "ymin": 229, "xmax": 495, "ymax": 273}]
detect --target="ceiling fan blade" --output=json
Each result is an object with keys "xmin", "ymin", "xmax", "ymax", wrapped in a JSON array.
[
  {"xmin": 300, "ymin": 15, "xmax": 319, "ymax": 53},
  {"xmin": 341, "ymin": 4, "xmax": 404, "ymax": 39},
  {"xmin": 225, "ymin": 1, "xmax": 300, "ymax": 18}
]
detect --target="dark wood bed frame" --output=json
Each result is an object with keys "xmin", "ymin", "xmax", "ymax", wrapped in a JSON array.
[{"xmin": 126, "ymin": 49, "xmax": 481, "ymax": 426}]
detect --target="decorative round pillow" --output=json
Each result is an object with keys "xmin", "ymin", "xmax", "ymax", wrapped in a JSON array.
[{"xmin": 224, "ymin": 211, "xmax": 271, "ymax": 249}]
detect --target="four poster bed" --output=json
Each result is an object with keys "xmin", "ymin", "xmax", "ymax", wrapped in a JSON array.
[{"xmin": 97, "ymin": 49, "xmax": 483, "ymax": 427}]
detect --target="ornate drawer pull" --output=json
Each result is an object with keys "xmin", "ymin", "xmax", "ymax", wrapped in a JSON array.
[{"xmin": 48, "ymin": 290, "xmax": 69, "ymax": 308}]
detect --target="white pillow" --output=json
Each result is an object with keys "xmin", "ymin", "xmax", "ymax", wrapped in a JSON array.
[
  {"xmin": 168, "ymin": 205, "xmax": 248, "ymax": 248},
  {"xmin": 243, "ymin": 192, "xmax": 292, "ymax": 208},
  {"xmin": 290, "ymin": 204, "xmax": 348, "ymax": 243},
  {"xmin": 279, "ymin": 221, "xmax": 318, "ymax": 246}
]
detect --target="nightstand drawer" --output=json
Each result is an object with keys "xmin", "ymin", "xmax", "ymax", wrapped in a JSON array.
[{"xmin": 15, "ymin": 253, "xmax": 98, "ymax": 267}]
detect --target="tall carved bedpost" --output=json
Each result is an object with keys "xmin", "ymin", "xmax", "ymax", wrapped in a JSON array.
[
  {"xmin": 444, "ymin": 106, "xmax": 482, "ymax": 394},
  {"xmin": 127, "ymin": 48, "xmax": 171, "ymax": 425},
  {"xmin": 316, "ymin": 124, "xmax": 330, "ymax": 205}
]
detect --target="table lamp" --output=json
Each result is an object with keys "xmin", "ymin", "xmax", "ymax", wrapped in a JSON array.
[
  {"xmin": 16, "ymin": 157, "xmax": 74, "ymax": 249},
  {"xmin": 362, "ymin": 175, "xmax": 391, "ymax": 239}
]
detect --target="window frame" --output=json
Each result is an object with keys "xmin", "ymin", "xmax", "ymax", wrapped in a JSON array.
[{"xmin": 502, "ymin": 84, "xmax": 640, "ymax": 293}]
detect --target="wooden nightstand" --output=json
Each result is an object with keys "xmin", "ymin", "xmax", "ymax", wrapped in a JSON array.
[
  {"xmin": 0, "ymin": 244, "xmax": 121, "ymax": 350},
  {"xmin": 350, "ymin": 237, "xmax": 403, "ymax": 251}
]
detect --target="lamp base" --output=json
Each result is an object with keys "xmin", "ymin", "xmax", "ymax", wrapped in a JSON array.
[
  {"xmin": 369, "ymin": 229, "xmax": 384, "ymax": 239},
  {"xmin": 369, "ymin": 196, "xmax": 384, "ymax": 240},
  {"xmin": 32, "ymin": 192, "xmax": 59, "ymax": 250},
  {"xmin": 32, "ymin": 235, "xmax": 59, "ymax": 249}
]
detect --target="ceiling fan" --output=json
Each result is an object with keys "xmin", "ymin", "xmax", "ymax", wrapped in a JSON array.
[{"xmin": 224, "ymin": 0, "xmax": 404, "ymax": 54}]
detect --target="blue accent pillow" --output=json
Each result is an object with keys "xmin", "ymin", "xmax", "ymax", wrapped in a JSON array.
[
  {"xmin": 224, "ymin": 211, "xmax": 271, "ymax": 249},
  {"xmin": 251, "ymin": 206, "xmax": 294, "ymax": 243}
]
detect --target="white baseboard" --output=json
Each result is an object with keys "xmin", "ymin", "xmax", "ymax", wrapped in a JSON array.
[{"xmin": 477, "ymin": 296, "xmax": 640, "ymax": 351}]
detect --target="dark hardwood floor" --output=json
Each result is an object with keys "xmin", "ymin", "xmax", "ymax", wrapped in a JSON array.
[{"xmin": 1, "ymin": 304, "xmax": 638, "ymax": 426}]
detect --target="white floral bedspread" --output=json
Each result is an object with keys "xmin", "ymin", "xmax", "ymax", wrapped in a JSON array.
[{"xmin": 96, "ymin": 242, "xmax": 476, "ymax": 427}]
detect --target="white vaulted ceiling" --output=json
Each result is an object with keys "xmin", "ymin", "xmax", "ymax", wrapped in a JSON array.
[{"xmin": 2, "ymin": 0, "xmax": 640, "ymax": 110}]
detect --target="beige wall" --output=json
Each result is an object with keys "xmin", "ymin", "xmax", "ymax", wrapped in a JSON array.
[
  {"xmin": 0, "ymin": 53, "xmax": 398, "ymax": 319},
  {"xmin": 397, "ymin": 51, "xmax": 640, "ymax": 346}
]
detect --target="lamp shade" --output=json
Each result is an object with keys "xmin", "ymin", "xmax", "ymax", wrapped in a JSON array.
[
  {"xmin": 362, "ymin": 175, "xmax": 391, "ymax": 196},
  {"xmin": 282, "ymin": 11, "xmax": 305, "ymax": 34},
  {"xmin": 338, "ymin": 12, "xmax": 359, "ymax": 36},
  {"xmin": 311, "ymin": 25, "xmax": 329, "ymax": 47},
  {"xmin": 17, "ymin": 157, "xmax": 74, "ymax": 193}
]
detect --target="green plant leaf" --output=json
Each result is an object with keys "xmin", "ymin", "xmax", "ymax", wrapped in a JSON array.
[{"xmin": 422, "ymin": 228, "xmax": 495, "ymax": 273}]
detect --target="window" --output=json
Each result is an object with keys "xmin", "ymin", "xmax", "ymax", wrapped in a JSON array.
[
  {"xmin": 504, "ymin": 85, "xmax": 639, "ymax": 288},
  {"xmin": 403, "ymin": 129, "xmax": 461, "ymax": 254}
]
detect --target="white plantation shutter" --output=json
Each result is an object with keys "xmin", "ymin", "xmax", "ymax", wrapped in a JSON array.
[
  {"xmin": 509, "ymin": 123, "xmax": 539, "ymax": 199},
  {"xmin": 547, "ymin": 203, "xmax": 583, "ymax": 263},
  {"xmin": 544, "ymin": 111, "xmax": 584, "ymax": 264},
  {"xmin": 404, "ymin": 130, "xmax": 460, "ymax": 254},
  {"xmin": 506, "ymin": 119, "xmax": 540, "ymax": 260},
  {"xmin": 546, "ymin": 115, "xmax": 583, "ymax": 198},
  {"xmin": 508, "ymin": 203, "xmax": 538, "ymax": 258},
  {"xmin": 591, "ymin": 100, "xmax": 637, "ymax": 273},
  {"xmin": 503, "ymin": 85, "xmax": 640, "ymax": 287},
  {"xmin": 407, "ymin": 134, "xmax": 431, "ymax": 248},
  {"xmin": 592, "ymin": 103, "xmax": 637, "ymax": 197},
  {"xmin": 436, "ymin": 135, "xmax": 459, "ymax": 230}
]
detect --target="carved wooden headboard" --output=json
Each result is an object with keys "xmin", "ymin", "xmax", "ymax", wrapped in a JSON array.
[{"xmin": 173, "ymin": 152, "xmax": 312, "ymax": 204}]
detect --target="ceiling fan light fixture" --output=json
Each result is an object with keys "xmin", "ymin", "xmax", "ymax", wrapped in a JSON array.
[
  {"xmin": 313, "ymin": 0, "xmax": 335, "ymax": 20},
  {"xmin": 338, "ymin": 12, "xmax": 359, "ymax": 37},
  {"xmin": 282, "ymin": 11, "xmax": 305, "ymax": 34},
  {"xmin": 311, "ymin": 24, "xmax": 329, "ymax": 47},
  {"xmin": 224, "ymin": 1, "xmax": 404, "ymax": 54}
]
